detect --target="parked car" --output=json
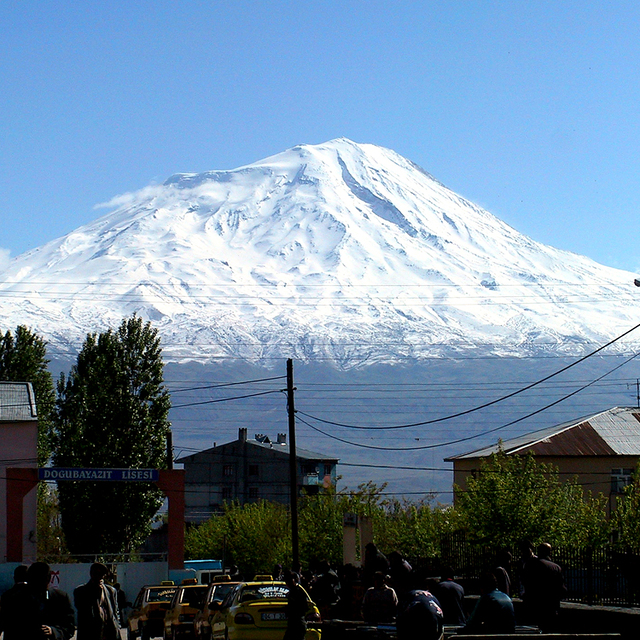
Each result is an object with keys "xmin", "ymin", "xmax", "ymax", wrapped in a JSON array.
[
  {"xmin": 127, "ymin": 582, "xmax": 177, "ymax": 640},
  {"xmin": 164, "ymin": 579, "xmax": 208, "ymax": 639},
  {"xmin": 194, "ymin": 575, "xmax": 240, "ymax": 640},
  {"xmin": 210, "ymin": 575, "xmax": 321, "ymax": 640}
]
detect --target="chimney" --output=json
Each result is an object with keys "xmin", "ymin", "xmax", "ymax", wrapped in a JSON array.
[
  {"xmin": 239, "ymin": 427, "xmax": 248, "ymax": 443},
  {"xmin": 277, "ymin": 433, "xmax": 287, "ymax": 445}
]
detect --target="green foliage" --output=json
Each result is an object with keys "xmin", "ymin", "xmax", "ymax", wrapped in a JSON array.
[
  {"xmin": 186, "ymin": 482, "xmax": 456, "ymax": 571},
  {"xmin": 37, "ymin": 484, "xmax": 70, "ymax": 563},
  {"xmin": 613, "ymin": 462, "xmax": 640, "ymax": 547},
  {"xmin": 52, "ymin": 315, "xmax": 171, "ymax": 557},
  {"xmin": 298, "ymin": 486, "xmax": 344, "ymax": 565},
  {"xmin": 186, "ymin": 500, "xmax": 291, "ymax": 576},
  {"xmin": 373, "ymin": 499, "xmax": 457, "ymax": 559},
  {"xmin": 0, "ymin": 325, "xmax": 56, "ymax": 465},
  {"xmin": 454, "ymin": 449, "xmax": 609, "ymax": 547}
]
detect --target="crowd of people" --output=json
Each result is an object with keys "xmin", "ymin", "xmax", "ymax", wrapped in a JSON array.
[
  {"xmin": 0, "ymin": 561, "xmax": 122, "ymax": 640},
  {"xmin": 290, "ymin": 544, "xmax": 448, "ymax": 639},
  {"xmin": 0, "ymin": 540, "xmax": 566, "ymax": 639},
  {"xmin": 289, "ymin": 539, "xmax": 566, "ymax": 638}
]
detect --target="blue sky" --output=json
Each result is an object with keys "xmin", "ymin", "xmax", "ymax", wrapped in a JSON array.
[{"xmin": 2, "ymin": 1, "xmax": 640, "ymax": 274}]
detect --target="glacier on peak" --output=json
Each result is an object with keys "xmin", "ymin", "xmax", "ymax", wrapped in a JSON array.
[{"xmin": 0, "ymin": 138, "xmax": 637, "ymax": 368}]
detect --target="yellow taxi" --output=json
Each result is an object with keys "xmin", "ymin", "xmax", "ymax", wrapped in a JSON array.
[
  {"xmin": 194, "ymin": 575, "xmax": 240, "ymax": 640},
  {"xmin": 210, "ymin": 576, "xmax": 321, "ymax": 640},
  {"xmin": 163, "ymin": 579, "xmax": 208, "ymax": 639},
  {"xmin": 127, "ymin": 582, "xmax": 177, "ymax": 640}
]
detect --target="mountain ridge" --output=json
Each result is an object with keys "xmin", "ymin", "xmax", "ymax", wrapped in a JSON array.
[{"xmin": 0, "ymin": 138, "xmax": 637, "ymax": 369}]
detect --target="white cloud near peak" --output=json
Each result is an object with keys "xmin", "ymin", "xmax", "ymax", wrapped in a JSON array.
[{"xmin": 0, "ymin": 248, "xmax": 11, "ymax": 272}]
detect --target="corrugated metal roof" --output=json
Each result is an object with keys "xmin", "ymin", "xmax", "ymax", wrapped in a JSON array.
[
  {"xmin": 0, "ymin": 382, "xmax": 38, "ymax": 422},
  {"xmin": 583, "ymin": 407, "xmax": 640, "ymax": 455},
  {"xmin": 524, "ymin": 422, "xmax": 616, "ymax": 456},
  {"xmin": 446, "ymin": 407, "xmax": 640, "ymax": 460}
]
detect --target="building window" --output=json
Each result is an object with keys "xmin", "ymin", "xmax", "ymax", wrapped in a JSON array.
[
  {"xmin": 249, "ymin": 464, "xmax": 259, "ymax": 476},
  {"xmin": 222, "ymin": 487, "xmax": 232, "ymax": 500},
  {"xmin": 611, "ymin": 468, "xmax": 634, "ymax": 494},
  {"xmin": 323, "ymin": 464, "xmax": 333, "ymax": 476},
  {"xmin": 302, "ymin": 462, "xmax": 318, "ymax": 475},
  {"xmin": 223, "ymin": 465, "xmax": 233, "ymax": 477},
  {"xmin": 249, "ymin": 487, "xmax": 259, "ymax": 499}
]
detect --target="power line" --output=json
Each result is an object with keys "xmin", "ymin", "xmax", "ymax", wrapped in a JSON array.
[
  {"xmin": 295, "ymin": 349, "xmax": 640, "ymax": 452},
  {"xmin": 296, "ymin": 321, "xmax": 640, "ymax": 431},
  {"xmin": 169, "ymin": 375, "xmax": 286, "ymax": 393},
  {"xmin": 171, "ymin": 388, "xmax": 283, "ymax": 409}
]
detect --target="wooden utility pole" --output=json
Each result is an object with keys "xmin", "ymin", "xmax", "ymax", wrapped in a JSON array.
[{"xmin": 287, "ymin": 358, "xmax": 299, "ymax": 567}]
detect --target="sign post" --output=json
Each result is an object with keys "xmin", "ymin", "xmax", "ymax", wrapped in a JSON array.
[{"xmin": 7, "ymin": 468, "xmax": 185, "ymax": 569}]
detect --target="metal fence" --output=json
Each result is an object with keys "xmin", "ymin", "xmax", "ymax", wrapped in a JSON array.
[
  {"xmin": 552, "ymin": 545, "xmax": 640, "ymax": 607},
  {"xmin": 427, "ymin": 535, "xmax": 640, "ymax": 607}
]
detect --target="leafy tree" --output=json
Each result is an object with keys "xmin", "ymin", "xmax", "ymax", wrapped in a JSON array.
[
  {"xmin": 37, "ymin": 484, "xmax": 70, "ymax": 563},
  {"xmin": 613, "ymin": 462, "xmax": 640, "ymax": 548},
  {"xmin": 186, "ymin": 500, "xmax": 291, "ymax": 576},
  {"xmin": 298, "ymin": 487, "xmax": 344, "ymax": 565},
  {"xmin": 454, "ymin": 449, "xmax": 609, "ymax": 547},
  {"xmin": 0, "ymin": 325, "xmax": 55, "ymax": 465},
  {"xmin": 52, "ymin": 316, "xmax": 171, "ymax": 557},
  {"xmin": 373, "ymin": 498, "xmax": 453, "ymax": 559},
  {"xmin": 185, "ymin": 482, "xmax": 456, "ymax": 571}
]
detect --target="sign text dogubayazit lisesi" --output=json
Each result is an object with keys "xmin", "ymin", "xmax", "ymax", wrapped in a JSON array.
[{"xmin": 38, "ymin": 468, "xmax": 160, "ymax": 482}]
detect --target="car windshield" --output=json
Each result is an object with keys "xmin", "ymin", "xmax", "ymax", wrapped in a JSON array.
[
  {"xmin": 209, "ymin": 584, "xmax": 234, "ymax": 603},
  {"xmin": 147, "ymin": 588, "xmax": 176, "ymax": 603},
  {"xmin": 238, "ymin": 584, "xmax": 289, "ymax": 602},
  {"xmin": 179, "ymin": 586, "xmax": 207, "ymax": 606}
]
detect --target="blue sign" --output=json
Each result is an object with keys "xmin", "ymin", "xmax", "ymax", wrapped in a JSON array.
[{"xmin": 38, "ymin": 468, "xmax": 160, "ymax": 482}]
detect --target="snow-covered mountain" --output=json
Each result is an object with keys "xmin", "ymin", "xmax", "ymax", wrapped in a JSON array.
[{"xmin": 0, "ymin": 138, "xmax": 638, "ymax": 367}]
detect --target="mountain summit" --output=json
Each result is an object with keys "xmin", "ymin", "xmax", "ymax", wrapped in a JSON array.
[{"xmin": 0, "ymin": 138, "xmax": 636, "ymax": 366}]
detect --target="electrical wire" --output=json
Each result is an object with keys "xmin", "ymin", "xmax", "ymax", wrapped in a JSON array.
[
  {"xmin": 171, "ymin": 388, "xmax": 283, "ymax": 409},
  {"xmin": 296, "ymin": 321, "xmax": 640, "ymax": 430},
  {"xmin": 169, "ymin": 375, "xmax": 286, "ymax": 394},
  {"xmin": 295, "ymin": 349, "xmax": 640, "ymax": 451}
]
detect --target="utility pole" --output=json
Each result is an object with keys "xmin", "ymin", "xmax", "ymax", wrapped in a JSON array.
[{"xmin": 287, "ymin": 358, "xmax": 299, "ymax": 568}]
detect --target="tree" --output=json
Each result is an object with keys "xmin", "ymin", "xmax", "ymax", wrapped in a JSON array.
[
  {"xmin": 0, "ymin": 326, "xmax": 60, "ymax": 556},
  {"xmin": 52, "ymin": 315, "xmax": 171, "ymax": 557},
  {"xmin": 0, "ymin": 325, "xmax": 56, "ymax": 465},
  {"xmin": 613, "ymin": 462, "xmax": 640, "ymax": 548},
  {"xmin": 186, "ymin": 500, "xmax": 291, "ymax": 576},
  {"xmin": 185, "ymin": 482, "xmax": 457, "ymax": 572},
  {"xmin": 298, "ymin": 486, "xmax": 344, "ymax": 566},
  {"xmin": 37, "ymin": 483, "xmax": 70, "ymax": 563},
  {"xmin": 454, "ymin": 449, "xmax": 609, "ymax": 547}
]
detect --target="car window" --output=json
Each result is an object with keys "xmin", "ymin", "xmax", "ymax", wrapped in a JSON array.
[
  {"xmin": 239, "ymin": 585, "xmax": 289, "ymax": 602},
  {"xmin": 220, "ymin": 584, "xmax": 241, "ymax": 608},
  {"xmin": 210, "ymin": 584, "xmax": 234, "ymax": 604},
  {"xmin": 179, "ymin": 586, "xmax": 207, "ymax": 606},
  {"xmin": 147, "ymin": 588, "xmax": 176, "ymax": 603}
]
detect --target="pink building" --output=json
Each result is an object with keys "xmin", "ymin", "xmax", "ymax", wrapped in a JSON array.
[{"xmin": 0, "ymin": 382, "xmax": 38, "ymax": 563}]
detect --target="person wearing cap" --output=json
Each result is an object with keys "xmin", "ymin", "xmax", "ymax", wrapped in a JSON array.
[{"xmin": 73, "ymin": 563, "xmax": 120, "ymax": 640}]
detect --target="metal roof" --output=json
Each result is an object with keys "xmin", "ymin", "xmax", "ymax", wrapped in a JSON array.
[
  {"xmin": 446, "ymin": 407, "xmax": 640, "ymax": 460},
  {"xmin": 0, "ymin": 382, "xmax": 38, "ymax": 422}
]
